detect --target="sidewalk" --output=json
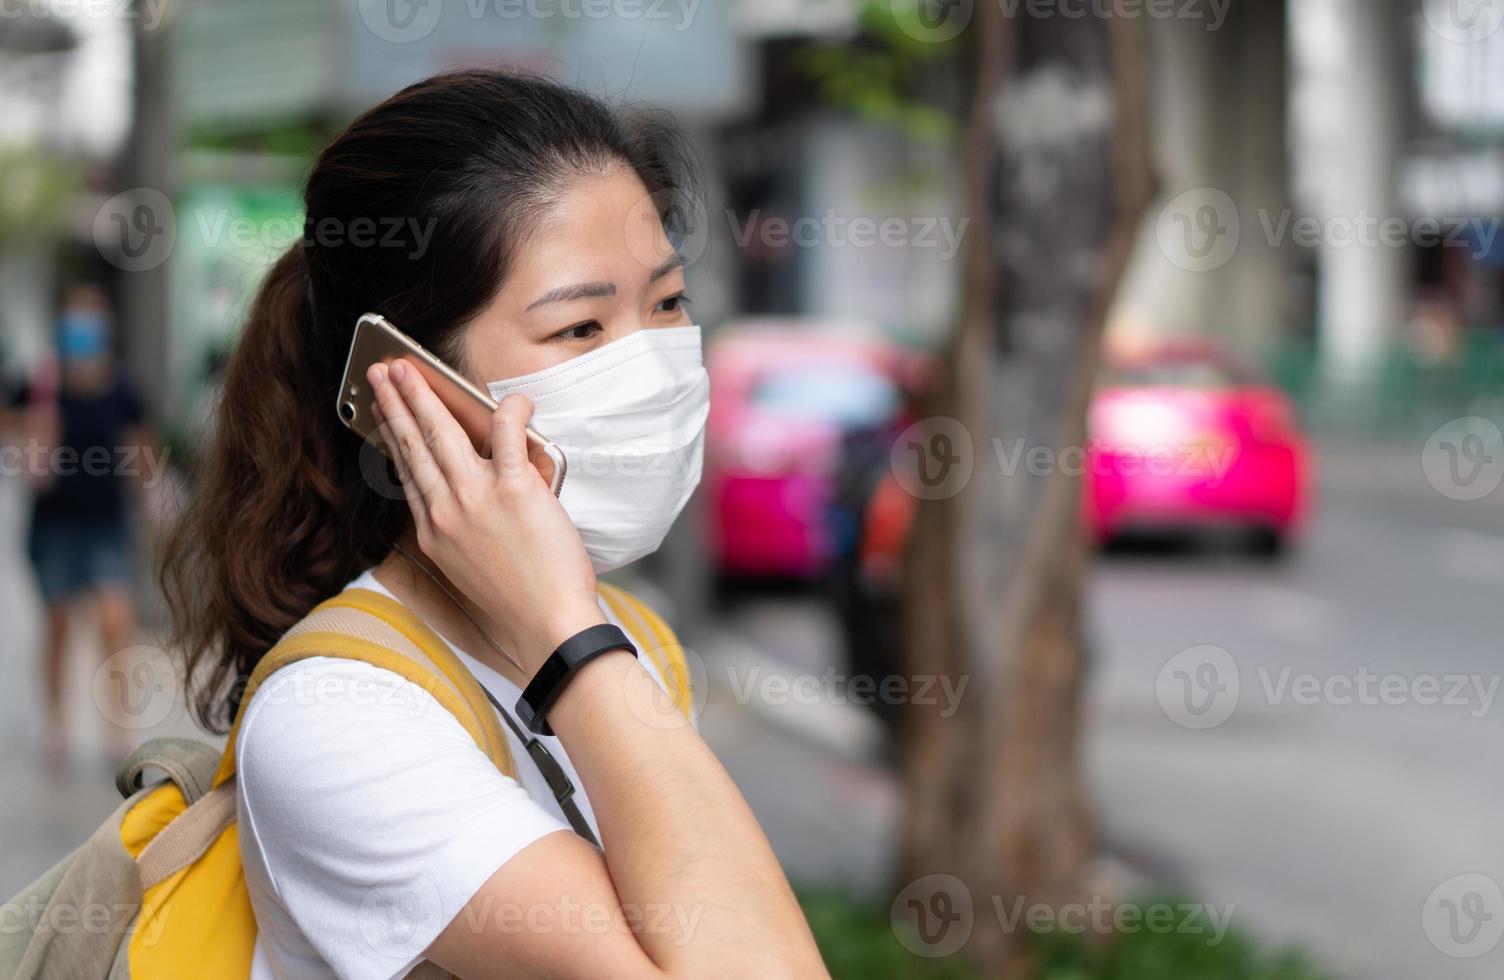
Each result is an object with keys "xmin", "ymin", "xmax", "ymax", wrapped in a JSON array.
[
  {"xmin": 693, "ymin": 600, "xmax": 901, "ymax": 898},
  {"xmin": 0, "ymin": 475, "xmax": 204, "ymax": 898}
]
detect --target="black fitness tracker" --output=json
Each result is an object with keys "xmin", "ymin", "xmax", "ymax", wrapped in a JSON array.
[{"xmin": 516, "ymin": 624, "xmax": 637, "ymax": 735}]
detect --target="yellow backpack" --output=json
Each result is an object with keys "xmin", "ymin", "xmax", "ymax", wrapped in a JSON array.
[{"xmin": 0, "ymin": 585, "xmax": 692, "ymax": 980}]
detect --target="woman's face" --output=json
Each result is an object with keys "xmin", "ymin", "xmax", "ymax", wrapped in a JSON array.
[{"xmin": 461, "ymin": 165, "xmax": 693, "ymax": 383}]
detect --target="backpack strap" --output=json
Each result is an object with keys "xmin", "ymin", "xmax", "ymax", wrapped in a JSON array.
[
  {"xmin": 116, "ymin": 737, "xmax": 221, "ymax": 804},
  {"xmin": 597, "ymin": 583, "xmax": 695, "ymax": 720},
  {"xmin": 212, "ymin": 588, "xmax": 516, "ymax": 789}
]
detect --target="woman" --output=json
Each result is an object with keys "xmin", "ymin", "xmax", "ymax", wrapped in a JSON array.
[
  {"xmin": 162, "ymin": 70, "xmax": 827, "ymax": 979},
  {"xmin": 17, "ymin": 286, "xmax": 153, "ymax": 770}
]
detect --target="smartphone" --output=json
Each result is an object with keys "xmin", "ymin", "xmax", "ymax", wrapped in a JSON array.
[{"xmin": 337, "ymin": 313, "xmax": 566, "ymax": 496}]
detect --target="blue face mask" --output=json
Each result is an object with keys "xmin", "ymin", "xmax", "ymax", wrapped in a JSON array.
[{"xmin": 58, "ymin": 312, "xmax": 109, "ymax": 361}]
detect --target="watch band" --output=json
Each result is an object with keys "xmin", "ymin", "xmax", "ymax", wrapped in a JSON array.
[{"xmin": 516, "ymin": 624, "xmax": 637, "ymax": 735}]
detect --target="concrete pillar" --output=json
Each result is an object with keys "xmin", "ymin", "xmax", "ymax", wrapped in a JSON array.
[
  {"xmin": 1212, "ymin": 0, "xmax": 1291, "ymax": 359},
  {"xmin": 1314, "ymin": 0, "xmax": 1411, "ymax": 393},
  {"xmin": 118, "ymin": 11, "xmax": 175, "ymax": 424},
  {"xmin": 1110, "ymin": 1, "xmax": 1291, "ymax": 362}
]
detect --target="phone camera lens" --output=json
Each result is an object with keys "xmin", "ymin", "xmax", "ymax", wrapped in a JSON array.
[{"xmin": 339, "ymin": 400, "xmax": 357, "ymax": 423}]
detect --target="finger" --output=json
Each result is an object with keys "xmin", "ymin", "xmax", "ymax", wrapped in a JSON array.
[
  {"xmin": 490, "ymin": 394, "xmax": 536, "ymax": 481},
  {"xmin": 374, "ymin": 406, "xmax": 430, "ymax": 522},
  {"xmin": 369, "ymin": 362, "xmax": 448, "ymax": 500},
  {"xmin": 386, "ymin": 359, "xmax": 482, "ymax": 485}
]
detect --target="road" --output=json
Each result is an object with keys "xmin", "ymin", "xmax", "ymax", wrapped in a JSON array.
[
  {"xmin": 2, "ymin": 442, "xmax": 1501, "ymax": 980},
  {"xmin": 702, "ymin": 442, "xmax": 1504, "ymax": 979},
  {"xmin": 1086, "ymin": 444, "xmax": 1504, "ymax": 980}
]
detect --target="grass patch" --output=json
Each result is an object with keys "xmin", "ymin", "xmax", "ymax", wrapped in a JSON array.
[{"xmin": 800, "ymin": 892, "xmax": 1331, "ymax": 980}]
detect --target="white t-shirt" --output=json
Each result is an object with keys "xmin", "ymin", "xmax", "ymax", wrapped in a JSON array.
[{"xmin": 237, "ymin": 570, "xmax": 673, "ymax": 980}]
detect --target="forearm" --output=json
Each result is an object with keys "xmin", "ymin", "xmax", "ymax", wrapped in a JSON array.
[{"xmin": 547, "ymin": 650, "xmax": 827, "ymax": 977}]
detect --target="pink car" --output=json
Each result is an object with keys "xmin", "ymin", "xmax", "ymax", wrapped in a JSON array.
[
  {"xmin": 705, "ymin": 322, "xmax": 920, "ymax": 580},
  {"xmin": 1084, "ymin": 341, "xmax": 1311, "ymax": 553}
]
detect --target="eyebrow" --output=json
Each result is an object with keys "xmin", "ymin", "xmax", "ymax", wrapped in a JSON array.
[
  {"xmin": 649, "ymin": 254, "xmax": 686, "ymax": 282},
  {"xmin": 524, "ymin": 255, "xmax": 687, "ymax": 312}
]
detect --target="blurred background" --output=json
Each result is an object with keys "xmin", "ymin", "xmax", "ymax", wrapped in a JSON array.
[{"xmin": 2, "ymin": 0, "xmax": 1503, "ymax": 977}]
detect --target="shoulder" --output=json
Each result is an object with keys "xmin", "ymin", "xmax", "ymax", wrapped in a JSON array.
[
  {"xmin": 235, "ymin": 657, "xmax": 479, "ymax": 814},
  {"xmin": 238, "ymin": 656, "xmax": 451, "ymax": 741},
  {"xmin": 235, "ymin": 658, "xmax": 568, "ymax": 977}
]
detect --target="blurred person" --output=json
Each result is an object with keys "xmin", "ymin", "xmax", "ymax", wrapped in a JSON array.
[
  {"xmin": 14, "ymin": 285, "xmax": 152, "ymax": 771},
  {"xmin": 160, "ymin": 71, "xmax": 826, "ymax": 979}
]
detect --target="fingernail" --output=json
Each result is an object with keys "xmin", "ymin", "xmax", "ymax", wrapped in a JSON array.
[{"xmin": 390, "ymin": 360, "xmax": 408, "ymax": 382}]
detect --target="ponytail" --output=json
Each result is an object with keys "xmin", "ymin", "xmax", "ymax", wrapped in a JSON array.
[{"xmin": 160, "ymin": 246, "xmax": 401, "ymax": 730}]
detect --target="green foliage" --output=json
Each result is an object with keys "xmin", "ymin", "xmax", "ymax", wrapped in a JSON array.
[
  {"xmin": 1030, "ymin": 901, "xmax": 1329, "ymax": 980},
  {"xmin": 185, "ymin": 116, "xmax": 339, "ymax": 160},
  {"xmin": 0, "ymin": 146, "xmax": 82, "ymax": 246},
  {"xmin": 800, "ymin": 892, "xmax": 1332, "ymax": 980},
  {"xmin": 796, "ymin": 0, "xmax": 967, "ymax": 145},
  {"xmin": 801, "ymin": 892, "xmax": 981, "ymax": 979}
]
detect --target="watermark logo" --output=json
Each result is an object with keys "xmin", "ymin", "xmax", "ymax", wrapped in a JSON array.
[
  {"xmin": 1423, "ymin": 874, "xmax": 1504, "ymax": 958},
  {"xmin": 1423, "ymin": 0, "xmax": 1504, "ymax": 43},
  {"xmin": 1157, "ymin": 645, "xmax": 1239, "ymax": 730},
  {"xmin": 0, "ymin": 0, "xmax": 175, "ymax": 31},
  {"xmin": 1160, "ymin": 648, "xmax": 1501, "ymax": 730},
  {"xmin": 357, "ymin": 0, "xmax": 443, "ymax": 42},
  {"xmin": 724, "ymin": 666, "xmax": 968, "ymax": 717},
  {"xmin": 726, "ymin": 210, "xmax": 969, "ymax": 263},
  {"xmin": 485, "ymin": 0, "xmax": 701, "ymax": 29},
  {"xmin": 0, "ymin": 440, "xmax": 170, "ymax": 487},
  {"xmin": 93, "ymin": 188, "xmax": 175, "ymax": 273},
  {"xmin": 0, "ymin": 896, "xmax": 145, "ymax": 942},
  {"xmin": 891, "ymin": 0, "xmax": 974, "ymax": 43},
  {"xmin": 452, "ymin": 895, "xmax": 703, "ymax": 942},
  {"xmin": 891, "ymin": 417, "xmax": 975, "ymax": 501},
  {"xmin": 1156, "ymin": 187, "xmax": 1240, "ymax": 273},
  {"xmin": 890, "ymin": 879, "xmax": 1234, "ymax": 957},
  {"xmin": 997, "ymin": 0, "xmax": 1232, "ymax": 29},
  {"xmin": 891, "ymin": 874, "xmax": 974, "ymax": 958},
  {"xmin": 92, "ymin": 646, "xmax": 178, "ymax": 731},
  {"xmin": 626, "ymin": 644, "xmax": 709, "ymax": 729},
  {"xmin": 993, "ymin": 437, "xmax": 1237, "ymax": 484},
  {"xmin": 358, "ymin": 873, "xmax": 444, "ymax": 959},
  {"xmin": 1423, "ymin": 417, "xmax": 1504, "ymax": 502},
  {"xmin": 1260, "ymin": 211, "xmax": 1500, "ymax": 260},
  {"xmin": 625, "ymin": 188, "xmax": 710, "ymax": 272}
]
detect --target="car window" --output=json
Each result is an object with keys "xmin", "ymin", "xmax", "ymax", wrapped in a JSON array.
[{"xmin": 752, "ymin": 363, "xmax": 900, "ymax": 427}]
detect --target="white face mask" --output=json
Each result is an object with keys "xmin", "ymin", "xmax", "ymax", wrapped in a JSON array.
[{"xmin": 487, "ymin": 326, "xmax": 709, "ymax": 573}]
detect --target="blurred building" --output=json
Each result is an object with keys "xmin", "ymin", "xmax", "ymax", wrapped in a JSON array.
[
  {"xmin": 1404, "ymin": 0, "xmax": 1504, "ymax": 338},
  {"xmin": 718, "ymin": 35, "xmax": 962, "ymax": 348},
  {"xmin": 0, "ymin": 5, "xmax": 129, "ymax": 374},
  {"xmin": 1108, "ymin": 0, "xmax": 1504, "ymax": 427},
  {"xmin": 140, "ymin": 0, "xmax": 752, "ymax": 427}
]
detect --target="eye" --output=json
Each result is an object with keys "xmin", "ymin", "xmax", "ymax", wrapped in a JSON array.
[
  {"xmin": 656, "ymin": 293, "xmax": 691, "ymax": 315},
  {"xmin": 552, "ymin": 321, "xmax": 602, "ymax": 341}
]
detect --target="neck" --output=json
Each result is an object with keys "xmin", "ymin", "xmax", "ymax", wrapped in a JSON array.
[{"xmin": 372, "ymin": 532, "xmax": 528, "ymax": 685}]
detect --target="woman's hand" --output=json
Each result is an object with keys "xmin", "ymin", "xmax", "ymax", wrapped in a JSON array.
[{"xmin": 369, "ymin": 358, "xmax": 604, "ymax": 672}]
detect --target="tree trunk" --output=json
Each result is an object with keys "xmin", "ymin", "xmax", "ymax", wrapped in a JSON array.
[{"xmin": 899, "ymin": 5, "xmax": 1153, "ymax": 975}]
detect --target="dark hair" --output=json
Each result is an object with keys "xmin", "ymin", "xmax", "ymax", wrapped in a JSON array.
[{"xmin": 161, "ymin": 70, "xmax": 697, "ymax": 731}]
